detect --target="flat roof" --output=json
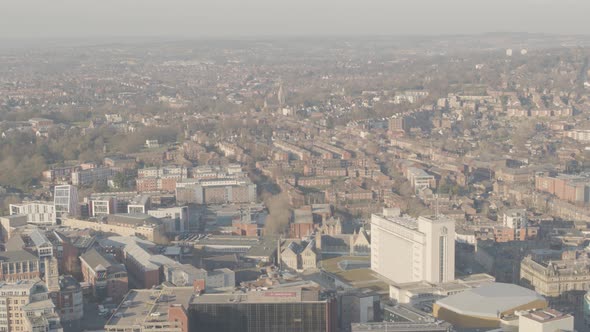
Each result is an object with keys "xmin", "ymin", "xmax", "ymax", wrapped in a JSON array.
[
  {"xmin": 105, "ymin": 287, "xmax": 195, "ymax": 328},
  {"xmin": 435, "ymin": 283, "xmax": 545, "ymax": 319}
]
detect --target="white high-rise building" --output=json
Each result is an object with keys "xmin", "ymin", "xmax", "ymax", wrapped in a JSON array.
[
  {"xmin": 371, "ymin": 208, "xmax": 455, "ymax": 284},
  {"xmin": 54, "ymin": 184, "xmax": 79, "ymax": 219}
]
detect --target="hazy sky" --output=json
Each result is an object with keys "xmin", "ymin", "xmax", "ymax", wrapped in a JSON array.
[{"xmin": 1, "ymin": 0, "xmax": 589, "ymax": 40}]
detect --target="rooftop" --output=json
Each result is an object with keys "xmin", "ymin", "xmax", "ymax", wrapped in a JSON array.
[
  {"xmin": 105, "ymin": 286, "xmax": 195, "ymax": 328},
  {"xmin": 521, "ymin": 308, "xmax": 572, "ymax": 323},
  {"xmin": 0, "ymin": 250, "xmax": 38, "ymax": 263},
  {"xmin": 435, "ymin": 283, "xmax": 545, "ymax": 318}
]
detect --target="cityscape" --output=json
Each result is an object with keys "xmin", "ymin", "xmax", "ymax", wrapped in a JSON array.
[{"xmin": 2, "ymin": 2, "xmax": 590, "ymax": 332}]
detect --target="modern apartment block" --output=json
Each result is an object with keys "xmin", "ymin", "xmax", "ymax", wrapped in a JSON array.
[
  {"xmin": 9, "ymin": 201, "xmax": 56, "ymax": 225},
  {"xmin": 371, "ymin": 208, "xmax": 455, "ymax": 284},
  {"xmin": 54, "ymin": 185, "xmax": 79, "ymax": 219}
]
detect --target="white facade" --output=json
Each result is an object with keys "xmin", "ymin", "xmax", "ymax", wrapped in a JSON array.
[
  {"xmin": 518, "ymin": 309, "xmax": 574, "ymax": 332},
  {"xmin": 371, "ymin": 209, "xmax": 455, "ymax": 284},
  {"xmin": 72, "ymin": 167, "xmax": 114, "ymax": 186},
  {"xmin": 9, "ymin": 202, "xmax": 56, "ymax": 225},
  {"xmin": 54, "ymin": 184, "xmax": 79, "ymax": 218},
  {"xmin": 503, "ymin": 209, "xmax": 527, "ymax": 229},
  {"xmin": 148, "ymin": 206, "xmax": 189, "ymax": 233}
]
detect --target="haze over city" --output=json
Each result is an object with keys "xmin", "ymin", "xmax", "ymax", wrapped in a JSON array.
[
  {"xmin": 1, "ymin": 1, "xmax": 590, "ymax": 332},
  {"xmin": 2, "ymin": 0, "xmax": 590, "ymax": 40}
]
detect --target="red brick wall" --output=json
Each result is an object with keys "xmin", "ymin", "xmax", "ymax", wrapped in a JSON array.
[{"xmin": 168, "ymin": 305, "xmax": 189, "ymax": 332}]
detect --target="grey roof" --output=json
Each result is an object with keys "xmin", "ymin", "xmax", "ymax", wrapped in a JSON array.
[
  {"xmin": 81, "ymin": 248, "xmax": 113, "ymax": 270},
  {"xmin": 107, "ymin": 213, "xmax": 160, "ymax": 226},
  {"xmin": 4, "ymin": 235, "xmax": 25, "ymax": 251},
  {"xmin": 30, "ymin": 229, "xmax": 51, "ymax": 248},
  {"xmin": 0, "ymin": 250, "xmax": 38, "ymax": 263},
  {"xmin": 435, "ymin": 283, "xmax": 545, "ymax": 318}
]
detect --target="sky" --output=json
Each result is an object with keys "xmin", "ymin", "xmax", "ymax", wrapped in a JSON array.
[{"xmin": 1, "ymin": 0, "xmax": 589, "ymax": 40}]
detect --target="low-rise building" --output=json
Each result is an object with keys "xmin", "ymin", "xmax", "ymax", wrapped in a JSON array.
[
  {"xmin": 0, "ymin": 250, "xmax": 41, "ymax": 282},
  {"xmin": 80, "ymin": 249, "xmax": 128, "ymax": 302},
  {"xmin": 518, "ymin": 308, "xmax": 574, "ymax": 332}
]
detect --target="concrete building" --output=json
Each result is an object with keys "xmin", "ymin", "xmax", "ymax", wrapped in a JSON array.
[
  {"xmin": 54, "ymin": 184, "xmax": 79, "ymax": 219},
  {"xmin": 176, "ymin": 179, "xmax": 257, "ymax": 205},
  {"xmin": 0, "ymin": 279, "xmax": 62, "ymax": 332},
  {"xmin": 405, "ymin": 167, "xmax": 436, "ymax": 193},
  {"xmin": 9, "ymin": 201, "xmax": 56, "ymax": 225},
  {"xmin": 127, "ymin": 194, "xmax": 151, "ymax": 214},
  {"xmin": 0, "ymin": 215, "xmax": 27, "ymax": 241},
  {"xmin": 62, "ymin": 215, "xmax": 167, "ymax": 244},
  {"xmin": 371, "ymin": 209, "xmax": 455, "ymax": 284},
  {"xmin": 72, "ymin": 167, "xmax": 115, "ymax": 186},
  {"xmin": 518, "ymin": 308, "xmax": 574, "ymax": 332},
  {"xmin": 433, "ymin": 283, "xmax": 547, "ymax": 329},
  {"xmin": 104, "ymin": 286, "xmax": 195, "ymax": 332},
  {"xmin": 147, "ymin": 206, "xmax": 189, "ymax": 233}
]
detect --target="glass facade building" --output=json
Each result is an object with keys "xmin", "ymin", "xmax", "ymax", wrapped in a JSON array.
[{"xmin": 189, "ymin": 301, "xmax": 335, "ymax": 332}]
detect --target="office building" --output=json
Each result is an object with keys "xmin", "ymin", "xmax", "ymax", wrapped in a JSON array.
[
  {"xmin": 189, "ymin": 285, "xmax": 337, "ymax": 332},
  {"xmin": 371, "ymin": 209, "xmax": 455, "ymax": 284},
  {"xmin": 127, "ymin": 194, "xmax": 151, "ymax": 214},
  {"xmin": 9, "ymin": 201, "xmax": 56, "ymax": 225},
  {"xmin": 54, "ymin": 184, "xmax": 79, "ymax": 219}
]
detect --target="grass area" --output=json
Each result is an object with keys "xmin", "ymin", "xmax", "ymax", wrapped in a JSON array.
[{"xmin": 319, "ymin": 255, "xmax": 390, "ymax": 293}]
